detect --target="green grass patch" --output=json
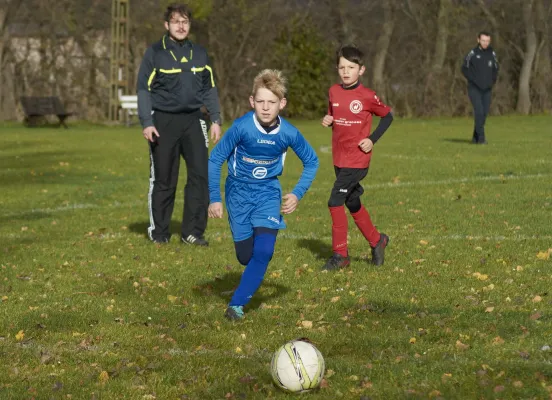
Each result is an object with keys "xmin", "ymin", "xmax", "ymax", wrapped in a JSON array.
[{"xmin": 1, "ymin": 116, "xmax": 551, "ymax": 399}]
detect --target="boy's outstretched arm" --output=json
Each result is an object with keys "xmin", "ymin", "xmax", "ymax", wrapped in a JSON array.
[
  {"xmin": 359, "ymin": 111, "xmax": 393, "ymax": 153},
  {"xmin": 283, "ymin": 131, "xmax": 319, "ymax": 214},
  {"xmin": 368, "ymin": 111, "xmax": 394, "ymax": 144},
  {"xmin": 208, "ymin": 125, "xmax": 241, "ymax": 217}
]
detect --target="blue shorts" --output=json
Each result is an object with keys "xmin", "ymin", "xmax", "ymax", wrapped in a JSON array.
[{"xmin": 225, "ymin": 178, "xmax": 286, "ymax": 242}]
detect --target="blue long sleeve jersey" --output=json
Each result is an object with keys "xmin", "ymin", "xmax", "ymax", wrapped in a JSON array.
[{"xmin": 209, "ymin": 111, "xmax": 319, "ymax": 203}]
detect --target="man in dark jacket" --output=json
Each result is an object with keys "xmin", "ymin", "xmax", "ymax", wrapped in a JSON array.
[
  {"xmin": 137, "ymin": 3, "xmax": 222, "ymax": 246},
  {"xmin": 462, "ymin": 31, "xmax": 499, "ymax": 144}
]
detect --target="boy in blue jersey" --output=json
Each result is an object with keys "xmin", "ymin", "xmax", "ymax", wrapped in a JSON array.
[{"xmin": 208, "ymin": 69, "xmax": 319, "ymax": 321}]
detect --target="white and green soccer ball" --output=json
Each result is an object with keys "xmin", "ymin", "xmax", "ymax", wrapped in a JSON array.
[{"xmin": 270, "ymin": 339, "xmax": 325, "ymax": 393}]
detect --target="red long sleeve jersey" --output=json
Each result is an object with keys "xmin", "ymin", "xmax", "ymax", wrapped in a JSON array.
[{"xmin": 328, "ymin": 83, "xmax": 391, "ymax": 168}]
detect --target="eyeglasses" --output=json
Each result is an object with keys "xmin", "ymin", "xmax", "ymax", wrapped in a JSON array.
[{"xmin": 169, "ymin": 19, "xmax": 190, "ymax": 26}]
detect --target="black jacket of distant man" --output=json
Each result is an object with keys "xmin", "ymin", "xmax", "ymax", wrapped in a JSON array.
[{"xmin": 462, "ymin": 46, "xmax": 499, "ymax": 91}]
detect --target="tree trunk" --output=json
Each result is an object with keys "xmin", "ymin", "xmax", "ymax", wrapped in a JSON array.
[
  {"xmin": 431, "ymin": 0, "xmax": 451, "ymax": 73},
  {"xmin": 533, "ymin": 0, "xmax": 552, "ymax": 111},
  {"xmin": 423, "ymin": 0, "xmax": 451, "ymax": 115},
  {"xmin": 372, "ymin": 1, "xmax": 395, "ymax": 99},
  {"xmin": 516, "ymin": 0, "xmax": 537, "ymax": 114},
  {"xmin": 332, "ymin": 0, "xmax": 356, "ymax": 44},
  {"xmin": 0, "ymin": 0, "xmax": 24, "ymax": 119},
  {"xmin": 476, "ymin": 0, "xmax": 500, "ymax": 47}
]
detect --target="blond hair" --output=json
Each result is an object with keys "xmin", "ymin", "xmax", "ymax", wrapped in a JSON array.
[{"xmin": 251, "ymin": 69, "xmax": 287, "ymax": 99}]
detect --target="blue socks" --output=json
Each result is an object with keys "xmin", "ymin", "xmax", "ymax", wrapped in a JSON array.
[{"xmin": 229, "ymin": 232, "xmax": 277, "ymax": 307}]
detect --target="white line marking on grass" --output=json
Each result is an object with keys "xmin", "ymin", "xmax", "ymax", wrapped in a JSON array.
[
  {"xmin": 309, "ymin": 173, "xmax": 551, "ymax": 191},
  {"xmin": 211, "ymin": 231, "xmax": 552, "ymax": 242},
  {"xmin": 3, "ymin": 201, "xmax": 142, "ymax": 218},
  {"xmin": 378, "ymin": 154, "xmax": 449, "ymax": 161},
  {"xmin": 3, "ymin": 203, "xmax": 97, "ymax": 217},
  {"xmin": 421, "ymin": 234, "xmax": 552, "ymax": 242}
]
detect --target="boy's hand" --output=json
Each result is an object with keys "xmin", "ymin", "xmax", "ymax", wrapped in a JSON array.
[
  {"xmin": 208, "ymin": 202, "xmax": 223, "ymax": 218},
  {"xmin": 281, "ymin": 193, "xmax": 299, "ymax": 214},
  {"xmin": 321, "ymin": 115, "xmax": 334, "ymax": 127},
  {"xmin": 359, "ymin": 138, "xmax": 374, "ymax": 153}
]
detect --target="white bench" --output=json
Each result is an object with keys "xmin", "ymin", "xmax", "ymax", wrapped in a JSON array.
[{"xmin": 119, "ymin": 95, "xmax": 138, "ymax": 126}]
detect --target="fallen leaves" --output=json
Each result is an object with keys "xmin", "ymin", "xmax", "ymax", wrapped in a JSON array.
[
  {"xmin": 455, "ymin": 340, "xmax": 470, "ymax": 351},
  {"xmin": 472, "ymin": 272, "xmax": 489, "ymax": 281},
  {"xmin": 485, "ymin": 306, "xmax": 495, "ymax": 313},
  {"xmin": 530, "ymin": 312, "xmax": 542, "ymax": 321},
  {"xmin": 532, "ymin": 295, "xmax": 542, "ymax": 303},
  {"xmin": 536, "ymin": 249, "xmax": 551, "ymax": 260},
  {"xmin": 491, "ymin": 336, "xmax": 505, "ymax": 346},
  {"xmin": 300, "ymin": 321, "xmax": 313, "ymax": 329},
  {"xmin": 98, "ymin": 370, "xmax": 109, "ymax": 384},
  {"xmin": 15, "ymin": 330, "xmax": 25, "ymax": 341}
]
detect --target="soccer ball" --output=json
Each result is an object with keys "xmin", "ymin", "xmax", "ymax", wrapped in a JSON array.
[{"xmin": 270, "ymin": 339, "xmax": 325, "ymax": 393}]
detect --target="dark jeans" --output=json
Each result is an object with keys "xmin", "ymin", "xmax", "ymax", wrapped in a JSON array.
[{"xmin": 468, "ymin": 84, "xmax": 492, "ymax": 143}]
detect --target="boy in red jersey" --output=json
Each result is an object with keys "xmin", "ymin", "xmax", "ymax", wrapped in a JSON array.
[{"xmin": 321, "ymin": 45, "xmax": 394, "ymax": 270}]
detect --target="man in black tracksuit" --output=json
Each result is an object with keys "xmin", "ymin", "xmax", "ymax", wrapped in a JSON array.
[
  {"xmin": 462, "ymin": 31, "xmax": 499, "ymax": 144},
  {"xmin": 137, "ymin": 4, "xmax": 222, "ymax": 245}
]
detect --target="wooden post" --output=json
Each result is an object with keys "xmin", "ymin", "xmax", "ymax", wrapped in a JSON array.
[{"xmin": 108, "ymin": 0, "xmax": 130, "ymax": 122}]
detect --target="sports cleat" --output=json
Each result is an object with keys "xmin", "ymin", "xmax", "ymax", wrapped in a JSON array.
[
  {"xmin": 321, "ymin": 253, "xmax": 351, "ymax": 271},
  {"xmin": 181, "ymin": 234, "xmax": 209, "ymax": 247},
  {"xmin": 224, "ymin": 305, "xmax": 244, "ymax": 321},
  {"xmin": 152, "ymin": 237, "xmax": 169, "ymax": 244},
  {"xmin": 371, "ymin": 233, "xmax": 389, "ymax": 266}
]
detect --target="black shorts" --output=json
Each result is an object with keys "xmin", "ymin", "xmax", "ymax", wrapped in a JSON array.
[{"xmin": 328, "ymin": 166, "xmax": 368, "ymax": 207}]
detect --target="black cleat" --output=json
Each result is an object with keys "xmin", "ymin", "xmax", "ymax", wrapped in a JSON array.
[
  {"xmin": 371, "ymin": 233, "xmax": 389, "ymax": 266},
  {"xmin": 321, "ymin": 253, "xmax": 351, "ymax": 271},
  {"xmin": 224, "ymin": 306, "xmax": 244, "ymax": 321},
  {"xmin": 181, "ymin": 234, "xmax": 209, "ymax": 247},
  {"xmin": 152, "ymin": 237, "xmax": 169, "ymax": 244}
]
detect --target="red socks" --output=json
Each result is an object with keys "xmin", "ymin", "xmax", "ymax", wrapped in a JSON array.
[
  {"xmin": 329, "ymin": 206, "xmax": 348, "ymax": 257},
  {"xmin": 351, "ymin": 205, "xmax": 381, "ymax": 247},
  {"xmin": 330, "ymin": 205, "xmax": 381, "ymax": 254}
]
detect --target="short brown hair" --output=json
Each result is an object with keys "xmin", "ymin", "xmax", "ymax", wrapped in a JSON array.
[
  {"xmin": 336, "ymin": 45, "xmax": 364, "ymax": 67},
  {"xmin": 252, "ymin": 69, "xmax": 287, "ymax": 99},
  {"xmin": 164, "ymin": 3, "xmax": 192, "ymax": 22}
]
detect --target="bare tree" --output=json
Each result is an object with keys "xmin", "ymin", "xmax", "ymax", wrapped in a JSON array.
[
  {"xmin": 0, "ymin": 0, "xmax": 24, "ymax": 118},
  {"xmin": 372, "ymin": 1, "xmax": 395, "ymax": 100},
  {"xmin": 533, "ymin": 0, "xmax": 552, "ymax": 111},
  {"xmin": 199, "ymin": 0, "xmax": 292, "ymax": 120},
  {"xmin": 516, "ymin": 0, "xmax": 538, "ymax": 114}
]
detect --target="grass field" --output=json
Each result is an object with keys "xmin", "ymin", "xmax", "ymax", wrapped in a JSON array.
[{"xmin": 1, "ymin": 116, "xmax": 551, "ymax": 400}]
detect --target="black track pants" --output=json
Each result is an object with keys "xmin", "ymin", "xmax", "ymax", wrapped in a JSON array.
[
  {"xmin": 147, "ymin": 110, "xmax": 209, "ymax": 241},
  {"xmin": 468, "ymin": 84, "xmax": 492, "ymax": 143}
]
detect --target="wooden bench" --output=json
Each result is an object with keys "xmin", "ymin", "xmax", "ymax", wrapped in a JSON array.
[
  {"xmin": 20, "ymin": 96, "xmax": 72, "ymax": 128},
  {"xmin": 120, "ymin": 95, "xmax": 138, "ymax": 126}
]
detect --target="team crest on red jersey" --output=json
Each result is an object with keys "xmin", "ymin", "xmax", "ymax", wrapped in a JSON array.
[{"xmin": 349, "ymin": 100, "xmax": 363, "ymax": 114}]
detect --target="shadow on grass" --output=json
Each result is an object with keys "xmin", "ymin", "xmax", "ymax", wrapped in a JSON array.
[
  {"xmin": 0, "ymin": 211, "xmax": 51, "ymax": 224},
  {"xmin": 296, "ymin": 238, "xmax": 371, "ymax": 263},
  {"xmin": 296, "ymin": 238, "xmax": 333, "ymax": 259},
  {"xmin": 443, "ymin": 138, "xmax": 473, "ymax": 144},
  {"xmin": 192, "ymin": 272, "xmax": 291, "ymax": 311},
  {"xmin": 128, "ymin": 220, "xmax": 182, "ymax": 239}
]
